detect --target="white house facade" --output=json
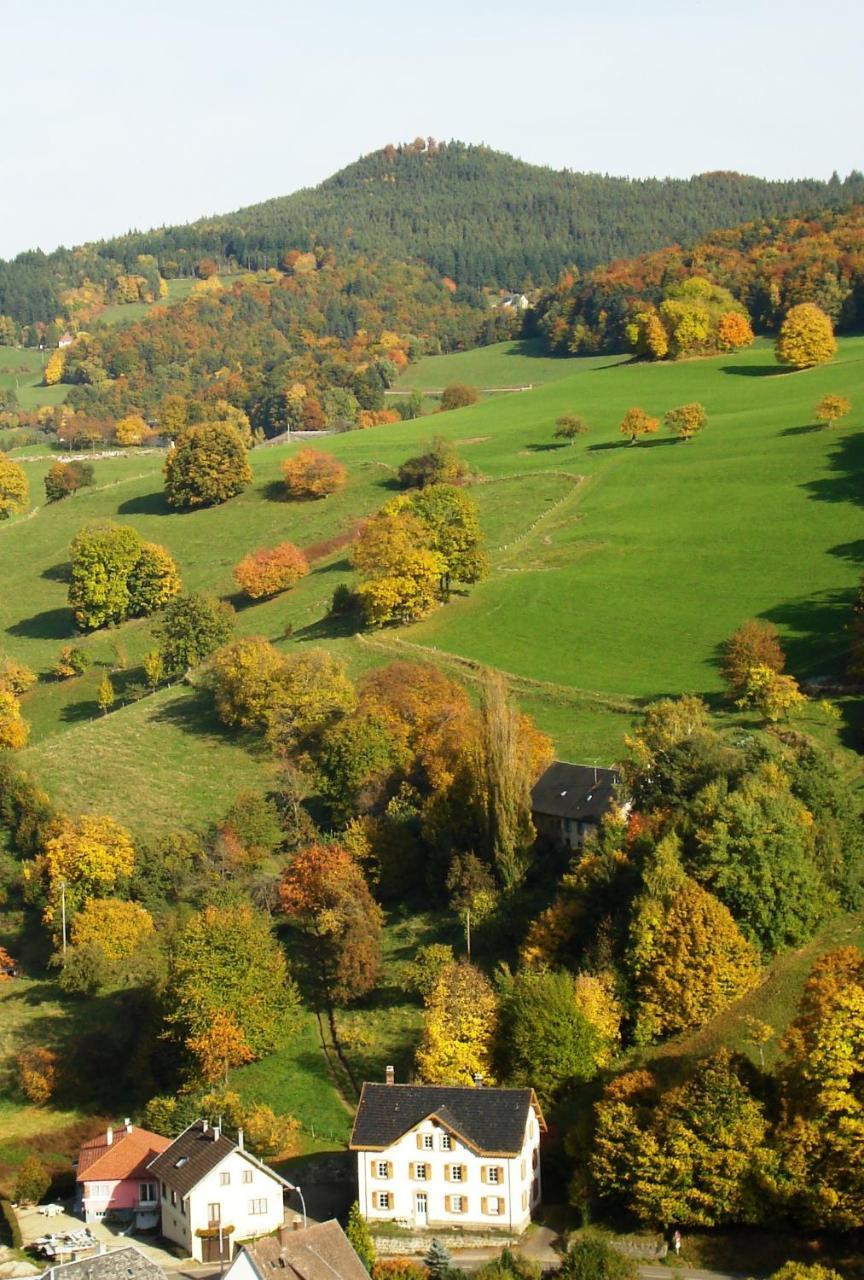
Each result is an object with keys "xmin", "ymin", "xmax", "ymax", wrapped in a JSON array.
[
  {"xmin": 350, "ymin": 1072, "xmax": 545, "ymax": 1233},
  {"xmin": 148, "ymin": 1120, "xmax": 288, "ymax": 1263}
]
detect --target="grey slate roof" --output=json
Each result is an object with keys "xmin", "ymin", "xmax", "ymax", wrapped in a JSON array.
[
  {"xmin": 40, "ymin": 1245, "xmax": 164, "ymax": 1280},
  {"xmin": 147, "ymin": 1119, "xmax": 288, "ymax": 1197},
  {"xmin": 243, "ymin": 1221, "xmax": 368, "ymax": 1280},
  {"xmin": 349, "ymin": 1083, "xmax": 543, "ymax": 1155},
  {"xmin": 531, "ymin": 761, "xmax": 620, "ymax": 824}
]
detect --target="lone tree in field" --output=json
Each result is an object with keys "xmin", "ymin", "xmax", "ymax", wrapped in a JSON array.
[
  {"xmin": 665, "ymin": 401, "xmax": 707, "ymax": 442},
  {"xmin": 721, "ymin": 619, "xmax": 786, "ymax": 696},
  {"xmin": 163, "ymin": 423, "xmax": 252, "ymax": 509},
  {"xmin": 0, "ymin": 455, "xmax": 28, "ymax": 520},
  {"xmin": 815, "ymin": 394, "xmax": 851, "ymax": 429},
  {"xmin": 156, "ymin": 592, "xmax": 235, "ymax": 678},
  {"xmin": 775, "ymin": 303, "xmax": 837, "ymax": 370},
  {"xmin": 397, "ymin": 437, "xmax": 469, "ymax": 489},
  {"xmin": 69, "ymin": 522, "xmax": 180, "ymax": 631},
  {"xmin": 234, "ymin": 543, "xmax": 309, "ymax": 599},
  {"xmin": 554, "ymin": 414, "xmax": 589, "ymax": 444},
  {"xmin": 619, "ymin": 406, "xmax": 660, "ymax": 445},
  {"xmin": 440, "ymin": 383, "xmax": 478, "ymax": 411},
  {"xmin": 282, "ymin": 448, "xmax": 346, "ymax": 499}
]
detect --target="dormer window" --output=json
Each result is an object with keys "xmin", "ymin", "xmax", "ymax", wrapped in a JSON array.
[
  {"xmin": 175, "ymin": 1156, "xmax": 189, "ymax": 1168},
  {"xmin": 440, "ymin": 1134, "xmax": 452, "ymax": 1151}
]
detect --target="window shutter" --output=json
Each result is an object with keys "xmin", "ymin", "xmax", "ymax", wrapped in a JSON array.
[
  {"xmin": 459, "ymin": 1197, "xmax": 468, "ymax": 1214},
  {"xmin": 387, "ymin": 1161, "xmax": 394, "ymax": 1178},
  {"xmin": 497, "ymin": 1165, "xmax": 505, "ymax": 1182},
  {"xmin": 481, "ymin": 1167, "xmax": 487, "ymax": 1184},
  {"xmin": 416, "ymin": 1134, "xmax": 424, "ymax": 1150},
  {"xmin": 444, "ymin": 1164, "xmax": 451, "ymax": 1181},
  {"xmin": 408, "ymin": 1163, "xmax": 415, "ymax": 1179},
  {"xmin": 497, "ymin": 1197, "xmax": 504, "ymax": 1214},
  {"xmin": 370, "ymin": 1161, "xmax": 376, "ymax": 1179},
  {"xmin": 444, "ymin": 1195, "xmax": 451, "ymax": 1213},
  {"xmin": 461, "ymin": 1164, "xmax": 468, "ymax": 1181}
]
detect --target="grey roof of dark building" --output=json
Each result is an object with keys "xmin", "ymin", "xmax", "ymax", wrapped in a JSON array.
[
  {"xmin": 242, "ymin": 1221, "xmax": 369, "ymax": 1280},
  {"xmin": 147, "ymin": 1119, "xmax": 288, "ymax": 1197},
  {"xmin": 40, "ymin": 1245, "xmax": 165, "ymax": 1280},
  {"xmin": 531, "ymin": 761, "xmax": 620, "ymax": 824},
  {"xmin": 349, "ymin": 1083, "xmax": 544, "ymax": 1155}
]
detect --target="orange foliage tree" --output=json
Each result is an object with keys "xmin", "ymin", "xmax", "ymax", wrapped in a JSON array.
[
  {"xmin": 282, "ymin": 449, "xmax": 346, "ymax": 499},
  {"xmin": 619, "ymin": 407, "xmax": 659, "ymax": 445},
  {"xmin": 234, "ymin": 543, "xmax": 309, "ymax": 599}
]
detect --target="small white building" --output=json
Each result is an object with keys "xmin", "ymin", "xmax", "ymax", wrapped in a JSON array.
[
  {"xmin": 147, "ymin": 1119, "xmax": 289, "ymax": 1263},
  {"xmin": 350, "ymin": 1069, "xmax": 545, "ymax": 1234}
]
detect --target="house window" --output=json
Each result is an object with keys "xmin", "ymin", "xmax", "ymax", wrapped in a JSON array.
[
  {"xmin": 415, "ymin": 1164, "xmax": 428, "ymax": 1181},
  {"xmin": 249, "ymin": 1199, "xmax": 268, "ymax": 1216},
  {"xmin": 376, "ymin": 1161, "xmax": 389, "ymax": 1178},
  {"xmin": 242, "ymin": 1170, "xmax": 253, "ymax": 1184},
  {"xmin": 422, "ymin": 1134, "xmax": 434, "ymax": 1150},
  {"xmin": 139, "ymin": 1182, "xmax": 157, "ymax": 1204},
  {"xmin": 451, "ymin": 1195, "xmax": 465, "ymax": 1213},
  {"xmin": 171, "ymin": 1190, "xmax": 177, "ymax": 1207},
  {"xmin": 162, "ymin": 1183, "xmax": 168, "ymax": 1201},
  {"xmin": 219, "ymin": 1172, "xmax": 230, "ymax": 1186},
  {"xmin": 520, "ymin": 1159, "xmax": 526, "ymax": 1179},
  {"xmin": 375, "ymin": 1192, "xmax": 393, "ymax": 1210},
  {"xmin": 521, "ymin": 1191, "xmax": 528, "ymax": 1211},
  {"xmin": 487, "ymin": 1167, "xmax": 500, "ymax": 1185},
  {"xmin": 208, "ymin": 1203, "xmax": 220, "ymax": 1223},
  {"xmin": 450, "ymin": 1166, "xmax": 463, "ymax": 1182},
  {"xmin": 440, "ymin": 1134, "xmax": 452, "ymax": 1151},
  {"xmin": 486, "ymin": 1197, "xmax": 501, "ymax": 1216}
]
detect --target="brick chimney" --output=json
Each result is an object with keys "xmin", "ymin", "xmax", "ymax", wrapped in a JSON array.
[
  {"xmin": 213, "ymin": 1123, "xmax": 221, "ymax": 1142},
  {"xmin": 125, "ymin": 1117, "xmax": 133, "ymax": 1134},
  {"xmin": 237, "ymin": 1128, "xmax": 244, "ymax": 1152},
  {"xmin": 385, "ymin": 1065, "xmax": 395, "ymax": 1085}
]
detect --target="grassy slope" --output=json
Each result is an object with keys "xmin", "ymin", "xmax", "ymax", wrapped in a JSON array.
[
  {"xmin": 94, "ymin": 277, "xmax": 197, "ymax": 328},
  {"xmin": 1, "ymin": 335, "xmax": 862, "ymax": 830},
  {"xmin": 0, "ymin": 347, "xmax": 67, "ymax": 410},
  {"xmin": 391, "ymin": 337, "xmax": 622, "ymax": 391}
]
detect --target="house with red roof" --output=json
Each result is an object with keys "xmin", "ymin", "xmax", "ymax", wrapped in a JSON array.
[{"xmin": 76, "ymin": 1120, "xmax": 171, "ymax": 1225}]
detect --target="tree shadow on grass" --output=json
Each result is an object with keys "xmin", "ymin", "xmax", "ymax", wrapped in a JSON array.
[
  {"xmin": 587, "ymin": 441, "xmax": 623, "ymax": 452},
  {"xmin": 780, "ymin": 424, "xmax": 821, "ymax": 437},
  {"xmin": 801, "ymin": 430, "xmax": 864, "ymax": 508},
  {"xmin": 149, "ymin": 685, "xmax": 265, "ymax": 752},
  {"xmin": 829, "ymin": 539, "xmax": 864, "ymax": 564},
  {"xmin": 60, "ymin": 699, "xmax": 96, "ymax": 725},
  {"xmin": 41, "ymin": 561, "xmax": 70, "ymax": 583},
  {"xmin": 523, "ymin": 442, "xmax": 568, "ymax": 453},
  {"xmin": 117, "ymin": 490, "xmax": 170, "ymax": 516},
  {"xmin": 292, "ymin": 612, "xmax": 364, "ymax": 644},
  {"xmin": 720, "ymin": 364, "xmax": 786, "ymax": 377},
  {"xmin": 7, "ymin": 606, "xmax": 74, "ymax": 641}
]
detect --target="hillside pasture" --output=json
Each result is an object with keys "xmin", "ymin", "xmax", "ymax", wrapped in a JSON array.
[{"xmin": 0, "ymin": 346, "xmax": 67, "ymax": 410}]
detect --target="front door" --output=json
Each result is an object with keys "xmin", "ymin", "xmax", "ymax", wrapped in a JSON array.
[
  {"xmin": 202, "ymin": 1236, "xmax": 231, "ymax": 1264},
  {"xmin": 415, "ymin": 1192, "xmax": 428, "ymax": 1225}
]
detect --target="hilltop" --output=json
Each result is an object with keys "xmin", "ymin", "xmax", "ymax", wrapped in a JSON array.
[{"xmin": 3, "ymin": 140, "xmax": 864, "ymax": 325}]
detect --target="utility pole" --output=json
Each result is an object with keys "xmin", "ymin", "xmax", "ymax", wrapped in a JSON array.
[
  {"xmin": 60, "ymin": 880, "xmax": 67, "ymax": 955},
  {"xmin": 465, "ymin": 908, "xmax": 471, "ymax": 963}
]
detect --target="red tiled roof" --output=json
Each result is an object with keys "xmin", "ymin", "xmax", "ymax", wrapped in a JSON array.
[{"xmin": 77, "ymin": 1125, "xmax": 171, "ymax": 1184}]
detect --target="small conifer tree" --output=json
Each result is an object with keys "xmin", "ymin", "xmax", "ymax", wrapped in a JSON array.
[
  {"xmin": 424, "ymin": 1240, "xmax": 453, "ymax": 1280},
  {"xmin": 346, "ymin": 1201, "xmax": 375, "ymax": 1273},
  {"xmin": 97, "ymin": 672, "xmax": 115, "ymax": 715}
]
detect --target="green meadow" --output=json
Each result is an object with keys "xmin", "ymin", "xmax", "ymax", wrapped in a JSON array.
[
  {"xmin": 0, "ymin": 347, "xmax": 67, "ymax": 410},
  {"xmin": 2, "ymin": 335, "xmax": 863, "ymax": 836}
]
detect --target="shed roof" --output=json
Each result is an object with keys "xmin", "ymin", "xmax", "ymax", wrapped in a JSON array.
[
  {"xmin": 531, "ymin": 761, "xmax": 620, "ymax": 823},
  {"xmin": 349, "ymin": 1083, "xmax": 544, "ymax": 1155},
  {"xmin": 242, "ymin": 1221, "xmax": 369, "ymax": 1280},
  {"xmin": 39, "ymin": 1245, "xmax": 164, "ymax": 1280}
]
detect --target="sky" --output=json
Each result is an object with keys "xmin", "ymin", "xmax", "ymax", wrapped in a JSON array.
[{"xmin": 3, "ymin": 0, "xmax": 863, "ymax": 260}]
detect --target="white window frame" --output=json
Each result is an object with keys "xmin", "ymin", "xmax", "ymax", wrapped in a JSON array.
[
  {"xmin": 450, "ymin": 1165, "xmax": 463, "ymax": 1182},
  {"xmin": 422, "ymin": 1133, "xmax": 434, "ymax": 1150},
  {"xmin": 376, "ymin": 1160, "xmax": 389, "ymax": 1178},
  {"xmin": 249, "ymin": 1198, "xmax": 268, "ymax": 1216},
  {"xmin": 440, "ymin": 1133, "xmax": 452, "ymax": 1151},
  {"xmin": 242, "ymin": 1169, "xmax": 253, "ymax": 1184},
  {"xmin": 219, "ymin": 1171, "xmax": 230, "ymax": 1186}
]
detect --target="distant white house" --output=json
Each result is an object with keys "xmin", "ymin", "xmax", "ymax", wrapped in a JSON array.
[
  {"xmin": 58, "ymin": 332, "xmax": 75, "ymax": 349},
  {"xmin": 350, "ymin": 1068, "xmax": 545, "ymax": 1233},
  {"xmin": 147, "ymin": 1120, "xmax": 289, "ymax": 1263},
  {"xmin": 498, "ymin": 293, "xmax": 530, "ymax": 310}
]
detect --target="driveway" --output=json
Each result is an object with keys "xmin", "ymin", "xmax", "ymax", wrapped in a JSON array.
[{"xmin": 15, "ymin": 1205, "xmax": 188, "ymax": 1272}]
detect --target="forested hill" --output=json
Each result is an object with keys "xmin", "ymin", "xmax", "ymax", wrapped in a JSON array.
[{"xmin": 3, "ymin": 139, "xmax": 864, "ymax": 324}]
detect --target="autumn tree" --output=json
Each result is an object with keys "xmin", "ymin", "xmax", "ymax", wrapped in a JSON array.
[
  {"xmin": 115, "ymin": 414, "xmax": 152, "ymax": 446},
  {"xmin": 0, "ymin": 690, "xmax": 29, "ymax": 750},
  {"xmin": 498, "ymin": 966, "xmax": 601, "ymax": 1102},
  {"xmin": 163, "ymin": 422, "xmax": 252, "ymax": 508},
  {"xmin": 70, "ymin": 896, "xmax": 154, "ymax": 962},
  {"xmin": 282, "ymin": 448, "xmax": 346, "ymax": 499},
  {"xmin": 347, "ymin": 1201, "xmax": 376, "ymax": 1273},
  {"xmin": 280, "ymin": 843, "xmax": 383, "ymax": 1004},
  {"xmin": 775, "ymin": 947, "xmax": 864, "ymax": 1228},
  {"xmin": 166, "ymin": 903, "xmax": 300, "ymax": 1058},
  {"xmin": 352, "ymin": 509, "xmax": 446, "ymax": 625},
  {"xmin": 97, "ymin": 672, "xmax": 115, "ymax": 715},
  {"xmin": 69, "ymin": 522, "xmax": 180, "ymax": 630},
  {"xmin": 265, "ymin": 649, "xmax": 356, "ymax": 756},
  {"xmin": 16, "ymin": 1047, "xmax": 58, "ymax": 1105},
  {"xmin": 53, "ymin": 645, "xmax": 89, "ymax": 679},
  {"xmin": 32, "ymin": 814, "xmax": 136, "ymax": 922},
  {"xmin": 665, "ymin": 401, "xmax": 707, "ymax": 442},
  {"xmin": 717, "ymin": 311, "xmax": 755, "ymax": 351},
  {"xmin": 415, "ymin": 960, "xmax": 498, "ymax": 1085},
  {"xmin": 156, "ymin": 592, "xmax": 235, "ymax": 678},
  {"xmin": 207, "ymin": 636, "xmax": 289, "ymax": 731},
  {"xmin": 14, "ymin": 1154, "xmax": 51, "ymax": 1204},
  {"xmin": 619, "ymin": 406, "xmax": 659, "ymax": 445},
  {"xmin": 628, "ymin": 836, "xmax": 760, "ymax": 1043},
  {"xmin": 234, "ymin": 542, "xmax": 309, "ymax": 599},
  {"xmin": 554, "ymin": 415, "xmax": 589, "ymax": 443},
  {"xmin": 43, "ymin": 350, "xmax": 65, "ymax": 386},
  {"xmin": 384, "ymin": 485, "xmax": 488, "ymax": 596},
  {"xmin": 0, "ymin": 455, "xmax": 28, "ymax": 520},
  {"xmin": 44, "ymin": 460, "xmax": 94, "ymax": 502},
  {"xmin": 186, "ymin": 1010, "xmax": 254, "ymax": 1084},
  {"xmin": 721, "ymin": 619, "xmax": 785, "ymax": 696},
  {"xmin": 814, "ymin": 394, "xmax": 851, "ymax": 428},
  {"xmin": 397, "ymin": 437, "xmax": 470, "ymax": 489},
  {"xmin": 775, "ymin": 303, "xmax": 837, "ymax": 369},
  {"xmin": 440, "ymin": 383, "xmax": 479, "ymax": 411},
  {"xmin": 736, "ymin": 664, "xmax": 805, "ymax": 722},
  {"xmin": 315, "ymin": 712, "xmax": 407, "ymax": 821}
]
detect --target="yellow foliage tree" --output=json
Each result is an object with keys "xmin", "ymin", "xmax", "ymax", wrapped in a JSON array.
[
  {"xmin": 717, "ymin": 311, "xmax": 755, "ymax": 350},
  {"xmin": 35, "ymin": 814, "xmax": 135, "ymax": 920},
  {"xmin": 415, "ymin": 961, "xmax": 498, "ymax": 1086},
  {"xmin": 265, "ymin": 649, "xmax": 357, "ymax": 756},
  {"xmin": 43, "ymin": 350, "xmax": 65, "ymax": 386},
  {"xmin": 775, "ymin": 303, "xmax": 837, "ymax": 369},
  {"xmin": 70, "ymin": 897, "xmax": 154, "ymax": 963},
  {"xmin": 353, "ymin": 509, "xmax": 446, "ymax": 625},
  {"xmin": 186, "ymin": 1010, "xmax": 254, "ymax": 1084},
  {"xmin": 0, "ymin": 455, "xmax": 29, "ymax": 520},
  {"xmin": 736, "ymin": 663, "xmax": 805, "ymax": 722},
  {"xmin": 208, "ymin": 636, "xmax": 290, "ymax": 731},
  {"xmin": 665, "ymin": 401, "xmax": 707, "ymax": 442},
  {"xmin": 629, "ymin": 836, "xmax": 761, "ymax": 1043},
  {"xmin": 0, "ymin": 656, "xmax": 37, "ymax": 695},
  {"xmin": 814, "ymin": 394, "xmax": 851, "ymax": 428},
  {"xmin": 619, "ymin": 406, "xmax": 659, "ymax": 445},
  {"xmin": 115, "ymin": 414, "xmax": 152, "ymax": 446},
  {"xmin": 0, "ymin": 690, "xmax": 29, "ymax": 750},
  {"xmin": 573, "ymin": 971, "xmax": 623, "ymax": 1067}
]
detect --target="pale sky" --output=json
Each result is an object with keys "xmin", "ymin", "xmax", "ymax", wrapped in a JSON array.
[{"xmin": 3, "ymin": 0, "xmax": 863, "ymax": 260}]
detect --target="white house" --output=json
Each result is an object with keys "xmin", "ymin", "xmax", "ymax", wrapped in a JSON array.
[
  {"xmin": 226, "ymin": 1220, "xmax": 369, "ymax": 1280},
  {"xmin": 147, "ymin": 1119, "xmax": 289, "ymax": 1263},
  {"xmin": 531, "ymin": 762, "xmax": 623, "ymax": 851},
  {"xmin": 350, "ymin": 1069, "xmax": 545, "ymax": 1233}
]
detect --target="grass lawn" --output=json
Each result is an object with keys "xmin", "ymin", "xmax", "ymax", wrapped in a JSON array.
[
  {"xmin": 392, "ymin": 337, "xmax": 629, "ymax": 395},
  {"xmin": 0, "ymin": 346, "xmax": 68, "ymax": 410},
  {"xmin": 94, "ymin": 277, "xmax": 198, "ymax": 328}
]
